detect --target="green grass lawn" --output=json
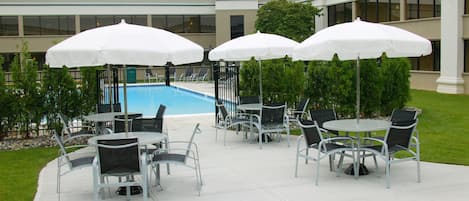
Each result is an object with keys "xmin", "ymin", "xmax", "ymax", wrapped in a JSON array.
[
  {"xmin": 0, "ymin": 89, "xmax": 468, "ymax": 201},
  {"xmin": 0, "ymin": 147, "xmax": 57, "ymax": 201},
  {"xmin": 407, "ymin": 89, "xmax": 469, "ymax": 165}
]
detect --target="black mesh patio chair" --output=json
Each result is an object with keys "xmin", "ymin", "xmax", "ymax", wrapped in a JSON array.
[
  {"xmin": 309, "ymin": 109, "xmax": 339, "ymax": 136},
  {"xmin": 132, "ymin": 104, "xmax": 168, "ymax": 154},
  {"xmin": 360, "ymin": 119, "xmax": 420, "ymax": 188},
  {"xmin": 215, "ymin": 100, "xmax": 251, "ymax": 146},
  {"xmin": 113, "ymin": 118, "xmax": 132, "ymax": 133},
  {"xmin": 288, "ymin": 98, "xmax": 310, "ymax": 124},
  {"xmin": 252, "ymin": 103, "xmax": 291, "ymax": 149},
  {"xmin": 113, "ymin": 113, "xmax": 143, "ymax": 133},
  {"xmin": 53, "ymin": 130, "xmax": 94, "ymax": 196},
  {"xmin": 369, "ymin": 109, "xmax": 419, "ymax": 144},
  {"xmin": 239, "ymin": 96, "xmax": 261, "ymax": 104},
  {"xmin": 93, "ymin": 138, "xmax": 148, "ymax": 201},
  {"xmin": 97, "ymin": 103, "xmax": 122, "ymax": 113},
  {"xmin": 150, "ymin": 123, "xmax": 203, "ymax": 195},
  {"xmin": 58, "ymin": 113, "xmax": 95, "ymax": 139},
  {"xmin": 391, "ymin": 109, "xmax": 419, "ymax": 139},
  {"xmin": 294, "ymin": 119, "xmax": 356, "ymax": 185}
]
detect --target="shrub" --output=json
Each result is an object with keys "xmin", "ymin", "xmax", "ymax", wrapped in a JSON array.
[
  {"xmin": 79, "ymin": 67, "xmax": 99, "ymax": 116},
  {"xmin": 380, "ymin": 56, "xmax": 411, "ymax": 115},
  {"xmin": 41, "ymin": 67, "xmax": 80, "ymax": 133},
  {"xmin": 10, "ymin": 42, "xmax": 44, "ymax": 138},
  {"xmin": 305, "ymin": 56, "xmax": 410, "ymax": 118},
  {"xmin": 0, "ymin": 56, "xmax": 17, "ymax": 139},
  {"xmin": 239, "ymin": 58, "xmax": 305, "ymax": 106}
]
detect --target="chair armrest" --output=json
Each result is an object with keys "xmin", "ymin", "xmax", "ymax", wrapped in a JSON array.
[
  {"xmin": 62, "ymin": 134, "xmax": 95, "ymax": 143},
  {"xmin": 362, "ymin": 137, "xmax": 389, "ymax": 156},
  {"xmin": 322, "ymin": 136, "xmax": 355, "ymax": 144}
]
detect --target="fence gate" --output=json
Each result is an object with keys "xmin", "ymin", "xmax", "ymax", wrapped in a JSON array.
[{"xmin": 213, "ymin": 62, "xmax": 240, "ymax": 121}]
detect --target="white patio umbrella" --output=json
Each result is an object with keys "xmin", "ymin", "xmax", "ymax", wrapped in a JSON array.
[
  {"xmin": 46, "ymin": 20, "xmax": 203, "ymax": 133},
  {"xmin": 208, "ymin": 31, "xmax": 299, "ymax": 100},
  {"xmin": 293, "ymin": 18, "xmax": 432, "ymax": 123}
]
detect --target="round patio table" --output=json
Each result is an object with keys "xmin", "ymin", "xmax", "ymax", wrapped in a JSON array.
[
  {"xmin": 84, "ymin": 112, "xmax": 141, "ymax": 122},
  {"xmin": 323, "ymin": 119, "xmax": 391, "ymax": 176},
  {"xmin": 237, "ymin": 103, "xmax": 262, "ymax": 111},
  {"xmin": 323, "ymin": 119, "xmax": 390, "ymax": 133}
]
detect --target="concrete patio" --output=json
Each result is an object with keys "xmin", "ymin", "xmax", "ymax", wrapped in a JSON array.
[{"xmin": 34, "ymin": 82, "xmax": 469, "ymax": 201}]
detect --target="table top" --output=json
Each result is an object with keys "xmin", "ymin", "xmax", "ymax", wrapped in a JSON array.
[
  {"xmin": 84, "ymin": 112, "xmax": 141, "ymax": 122},
  {"xmin": 237, "ymin": 103, "xmax": 262, "ymax": 111},
  {"xmin": 87, "ymin": 132, "xmax": 166, "ymax": 146},
  {"xmin": 323, "ymin": 119, "xmax": 390, "ymax": 133}
]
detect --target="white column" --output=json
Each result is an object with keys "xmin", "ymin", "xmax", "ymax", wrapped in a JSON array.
[
  {"xmin": 400, "ymin": 0, "xmax": 405, "ymax": 21},
  {"xmin": 437, "ymin": 0, "xmax": 465, "ymax": 94},
  {"xmin": 315, "ymin": 5, "xmax": 328, "ymax": 31}
]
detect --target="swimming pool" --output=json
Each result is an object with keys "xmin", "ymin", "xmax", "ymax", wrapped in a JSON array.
[{"xmin": 119, "ymin": 85, "xmax": 215, "ymax": 117}]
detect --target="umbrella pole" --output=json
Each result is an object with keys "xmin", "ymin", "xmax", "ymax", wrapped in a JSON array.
[
  {"xmin": 123, "ymin": 65, "xmax": 129, "ymax": 136},
  {"xmin": 258, "ymin": 60, "xmax": 263, "ymax": 103},
  {"xmin": 356, "ymin": 57, "xmax": 360, "ymax": 124}
]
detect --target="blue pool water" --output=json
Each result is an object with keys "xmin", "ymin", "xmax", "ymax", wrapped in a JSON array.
[{"xmin": 119, "ymin": 85, "xmax": 214, "ymax": 117}]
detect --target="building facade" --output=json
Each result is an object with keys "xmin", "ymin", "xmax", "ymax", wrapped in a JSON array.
[{"xmin": 0, "ymin": 0, "xmax": 467, "ymax": 94}]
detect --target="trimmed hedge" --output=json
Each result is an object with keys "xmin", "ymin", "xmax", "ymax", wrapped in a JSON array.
[{"xmin": 240, "ymin": 56, "xmax": 412, "ymax": 118}]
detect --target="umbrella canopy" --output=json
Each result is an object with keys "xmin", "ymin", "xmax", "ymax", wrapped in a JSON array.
[
  {"xmin": 46, "ymin": 20, "xmax": 204, "ymax": 134},
  {"xmin": 293, "ymin": 18, "xmax": 432, "ymax": 61},
  {"xmin": 46, "ymin": 20, "xmax": 203, "ymax": 67},
  {"xmin": 293, "ymin": 18, "xmax": 432, "ymax": 123},
  {"xmin": 209, "ymin": 31, "xmax": 299, "ymax": 100},
  {"xmin": 209, "ymin": 31, "xmax": 299, "ymax": 61}
]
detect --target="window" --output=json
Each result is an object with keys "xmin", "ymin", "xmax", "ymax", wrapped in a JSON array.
[
  {"xmin": 152, "ymin": 16, "xmax": 166, "ymax": 29},
  {"xmin": 410, "ymin": 40, "xmax": 440, "ymax": 71},
  {"xmin": 230, "ymin": 15, "xmax": 244, "ymax": 39},
  {"xmin": 167, "ymin": 15, "xmax": 184, "ymax": 33},
  {"xmin": 184, "ymin": 15, "xmax": 200, "ymax": 33},
  {"xmin": 466, "ymin": 0, "xmax": 469, "ymax": 14},
  {"xmin": 0, "ymin": 53, "xmax": 15, "ymax": 71},
  {"xmin": 0, "ymin": 16, "xmax": 18, "ymax": 36},
  {"xmin": 80, "ymin": 15, "xmax": 146, "ymax": 31},
  {"xmin": 200, "ymin": 15, "xmax": 215, "ymax": 33},
  {"xmin": 328, "ymin": 3, "xmax": 352, "ymax": 26},
  {"xmin": 24, "ymin": 16, "xmax": 75, "ymax": 35},
  {"xmin": 358, "ymin": 0, "xmax": 400, "ymax": 23},
  {"xmin": 151, "ymin": 15, "xmax": 215, "ymax": 33},
  {"xmin": 30, "ymin": 52, "xmax": 46, "ymax": 70},
  {"xmin": 114, "ymin": 15, "xmax": 146, "ymax": 26},
  {"xmin": 407, "ymin": 0, "xmax": 440, "ymax": 20}
]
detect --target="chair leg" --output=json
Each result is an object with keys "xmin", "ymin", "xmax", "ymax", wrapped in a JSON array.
[
  {"xmin": 286, "ymin": 127, "xmax": 291, "ymax": 147},
  {"xmin": 305, "ymin": 149, "xmax": 309, "ymax": 164},
  {"xmin": 56, "ymin": 162, "xmax": 60, "ymax": 193},
  {"xmin": 224, "ymin": 127, "xmax": 227, "ymax": 146},
  {"xmin": 194, "ymin": 160, "xmax": 201, "ymax": 196},
  {"xmin": 416, "ymin": 140, "xmax": 421, "ymax": 183},
  {"xmin": 385, "ymin": 161, "xmax": 391, "ymax": 188},
  {"xmin": 259, "ymin": 131, "xmax": 263, "ymax": 149},
  {"xmin": 295, "ymin": 147, "xmax": 300, "ymax": 177},
  {"xmin": 373, "ymin": 155, "xmax": 378, "ymax": 170},
  {"xmin": 315, "ymin": 152, "xmax": 321, "ymax": 186}
]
